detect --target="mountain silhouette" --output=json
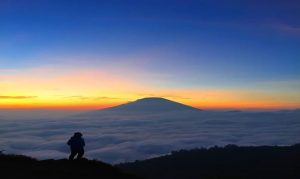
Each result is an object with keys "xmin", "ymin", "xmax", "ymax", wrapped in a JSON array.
[
  {"xmin": 79, "ymin": 97, "xmax": 201, "ymax": 117},
  {"xmin": 102, "ymin": 97, "xmax": 201, "ymax": 113}
]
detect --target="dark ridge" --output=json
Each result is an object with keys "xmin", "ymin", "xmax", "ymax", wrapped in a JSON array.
[
  {"xmin": 78, "ymin": 97, "xmax": 201, "ymax": 117},
  {"xmin": 102, "ymin": 97, "xmax": 201, "ymax": 113},
  {"xmin": 0, "ymin": 155, "xmax": 142, "ymax": 179},
  {"xmin": 118, "ymin": 144, "xmax": 300, "ymax": 179}
]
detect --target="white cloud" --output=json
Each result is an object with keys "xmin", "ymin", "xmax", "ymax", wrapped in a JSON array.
[{"xmin": 0, "ymin": 110, "xmax": 300, "ymax": 164}]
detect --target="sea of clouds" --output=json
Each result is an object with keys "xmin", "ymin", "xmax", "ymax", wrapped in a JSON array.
[{"xmin": 0, "ymin": 110, "xmax": 300, "ymax": 164}]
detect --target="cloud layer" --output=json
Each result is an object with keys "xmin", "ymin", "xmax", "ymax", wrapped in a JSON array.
[{"xmin": 0, "ymin": 110, "xmax": 299, "ymax": 164}]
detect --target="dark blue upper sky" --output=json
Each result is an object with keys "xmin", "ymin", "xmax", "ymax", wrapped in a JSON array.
[{"xmin": 0, "ymin": 0, "xmax": 299, "ymax": 104}]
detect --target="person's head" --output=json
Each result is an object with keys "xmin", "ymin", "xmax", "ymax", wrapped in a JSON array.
[{"xmin": 74, "ymin": 132, "xmax": 82, "ymax": 137}]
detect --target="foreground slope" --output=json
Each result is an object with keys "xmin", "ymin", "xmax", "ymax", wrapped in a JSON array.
[
  {"xmin": 0, "ymin": 155, "xmax": 142, "ymax": 179},
  {"xmin": 118, "ymin": 144, "xmax": 300, "ymax": 179}
]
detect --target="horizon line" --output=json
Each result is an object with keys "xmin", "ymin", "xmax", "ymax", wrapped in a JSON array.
[{"xmin": 0, "ymin": 97, "xmax": 299, "ymax": 111}]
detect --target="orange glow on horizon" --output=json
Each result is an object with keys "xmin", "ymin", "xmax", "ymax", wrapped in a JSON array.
[
  {"xmin": 0, "ymin": 103, "xmax": 118, "ymax": 110},
  {"xmin": 0, "ymin": 98, "xmax": 299, "ymax": 110},
  {"xmin": 0, "ymin": 67, "xmax": 299, "ymax": 110}
]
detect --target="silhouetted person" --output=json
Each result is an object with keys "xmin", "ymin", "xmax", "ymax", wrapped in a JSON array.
[{"xmin": 67, "ymin": 132, "xmax": 85, "ymax": 160}]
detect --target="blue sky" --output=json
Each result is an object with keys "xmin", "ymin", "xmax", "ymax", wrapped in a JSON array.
[{"xmin": 0, "ymin": 0, "xmax": 299, "ymax": 109}]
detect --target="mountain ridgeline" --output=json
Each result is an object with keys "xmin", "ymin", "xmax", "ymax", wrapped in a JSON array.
[
  {"xmin": 81, "ymin": 97, "xmax": 201, "ymax": 117},
  {"xmin": 103, "ymin": 97, "xmax": 201, "ymax": 113},
  {"xmin": 118, "ymin": 144, "xmax": 300, "ymax": 179}
]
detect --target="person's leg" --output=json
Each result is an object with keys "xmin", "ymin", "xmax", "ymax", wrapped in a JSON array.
[
  {"xmin": 69, "ymin": 149, "xmax": 77, "ymax": 160},
  {"xmin": 76, "ymin": 149, "xmax": 84, "ymax": 159}
]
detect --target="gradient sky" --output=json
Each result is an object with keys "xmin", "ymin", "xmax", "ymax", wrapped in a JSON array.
[{"xmin": 0, "ymin": 0, "xmax": 299, "ymax": 110}]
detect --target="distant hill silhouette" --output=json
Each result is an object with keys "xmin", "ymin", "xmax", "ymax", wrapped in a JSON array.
[
  {"xmin": 118, "ymin": 144, "xmax": 300, "ymax": 179},
  {"xmin": 82, "ymin": 97, "xmax": 201, "ymax": 116},
  {"xmin": 104, "ymin": 97, "xmax": 200, "ymax": 112},
  {"xmin": 0, "ymin": 155, "xmax": 142, "ymax": 179}
]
